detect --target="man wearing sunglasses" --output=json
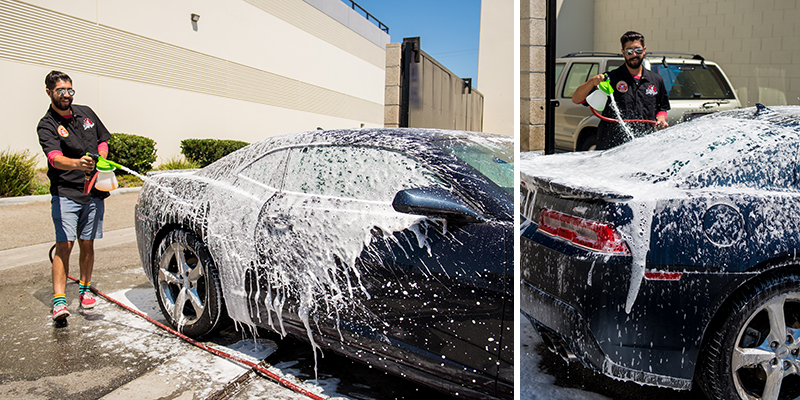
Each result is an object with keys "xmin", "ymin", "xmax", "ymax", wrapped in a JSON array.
[
  {"xmin": 572, "ymin": 31, "xmax": 670, "ymax": 149},
  {"xmin": 36, "ymin": 70, "xmax": 112, "ymax": 323}
]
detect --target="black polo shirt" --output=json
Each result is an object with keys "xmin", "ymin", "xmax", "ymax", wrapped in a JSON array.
[
  {"xmin": 37, "ymin": 104, "xmax": 111, "ymax": 204},
  {"xmin": 595, "ymin": 65, "xmax": 670, "ymax": 150}
]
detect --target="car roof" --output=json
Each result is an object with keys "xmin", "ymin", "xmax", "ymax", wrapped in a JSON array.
[{"xmin": 197, "ymin": 128, "xmax": 514, "ymax": 219}]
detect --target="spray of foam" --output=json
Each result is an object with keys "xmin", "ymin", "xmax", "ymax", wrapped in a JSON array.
[{"xmin": 608, "ymin": 95, "xmax": 636, "ymax": 142}]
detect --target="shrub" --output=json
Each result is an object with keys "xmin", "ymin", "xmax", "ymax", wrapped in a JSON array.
[
  {"xmin": 181, "ymin": 139, "xmax": 249, "ymax": 167},
  {"xmin": 117, "ymin": 174, "xmax": 144, "ymax": 187},
  {"xmin": 157, "ymin": 155, "xmax": 200, "ymax": 170},
  {"xmin": 108, "ymin": 133, "xmax": 157, "ymax": 173},
  {"xmin": 31, "ymin": 168, "xmax": 50, "ymax": 195},
  {"xmin": 0, "ymin": 148, "xmax": 38, "ymax": 197}
]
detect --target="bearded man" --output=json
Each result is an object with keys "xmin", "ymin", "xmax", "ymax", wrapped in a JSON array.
[
  {"xmin": 572, "ymin": 31, "xmax": 671, "ymax": 149},
  {"xmin": 37, "ymin": 70, "xmax": 112, "ymax": 322}
]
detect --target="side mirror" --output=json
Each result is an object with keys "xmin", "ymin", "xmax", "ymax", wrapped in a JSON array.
[{"xmin": 392, "ymin": 187, "xmax": 483, "ymax": 223}]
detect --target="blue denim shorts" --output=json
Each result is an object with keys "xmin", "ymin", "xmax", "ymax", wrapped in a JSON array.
[{"xmin": 51, "ymin": 196, "xmax": 105, "ymax": 242}]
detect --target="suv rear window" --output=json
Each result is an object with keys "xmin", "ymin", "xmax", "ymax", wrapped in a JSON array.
[
  {"xmin": 650, "ymin": 64, "xmax": 736, "ymax": 100},
  {"xmin": 606, "ymin": 59, "xmax": 625, "ymax": 71}
]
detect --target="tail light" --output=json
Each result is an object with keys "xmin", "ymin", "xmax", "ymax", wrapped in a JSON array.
[
  {"xmin": 538, "ymin": 209, "xmax": 630, "ymax": 255},
  {"xmin": 644, "ymin": 271, "xmax": 683, "ymax": 281}
]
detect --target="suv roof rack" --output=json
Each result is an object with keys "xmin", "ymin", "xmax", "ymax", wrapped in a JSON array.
[
  {"xmin": 647, "ymin": 52, "xmax": 705, "ymax": 61},
  {"xmin": 649, "ymin": 52, "xmax": 707, "ymax": 69},
  {"xmin": 561, "ymin": 51, "xmax": 622, "ymax": 58}
]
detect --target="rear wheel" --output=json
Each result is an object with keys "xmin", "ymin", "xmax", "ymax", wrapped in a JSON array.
[
  {"xmin": 579, "ymin": 132, "xmax": 597, "ymax": 151},
  {"xmin": 153, "ymin": 229, "xmax": 226, "ymax": 337},
  {"xmin": 698, "ymin": 273, "xmax": 800, "ymax": 400}
]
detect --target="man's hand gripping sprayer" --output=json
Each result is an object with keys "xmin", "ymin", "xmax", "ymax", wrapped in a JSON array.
[{"xmin": 83, "ymin": 153, "xmax": 121, "ymax": 194}]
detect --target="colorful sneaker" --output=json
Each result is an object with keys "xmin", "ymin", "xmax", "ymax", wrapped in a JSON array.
[
  {"xmin": 52, "ymin": 304, "xmax": 70, "ymax": 320},
  {"xmin": 79, "ymin": 293, "xmax": 97, "ymax": 309}
]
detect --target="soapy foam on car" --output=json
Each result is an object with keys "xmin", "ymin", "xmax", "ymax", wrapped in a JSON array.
[
  {"xmin": 139, "ymin": 128, "xmax": 512, "ymax": 377},
  {"xmin": 519, "ymin": 107, "xmax": 800, "ymax": 313}
]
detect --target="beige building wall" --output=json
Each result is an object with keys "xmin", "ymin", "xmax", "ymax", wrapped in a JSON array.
[
  {"xmin": 521, "ymin": 0, "xmax": 547, "ymax": 152},
  {"xmin": 477, "ymin": 0, "xmax": 515, "ymax": 137},
  {"xmin": 0, "ymin": 0, "xmax": 388, "ymax": 167},
  {"xmin": 592, "ymin": 0, "xmax": 800, "ymax": 107},
  {"xmin": 554, "ymin": 0, "xmax": 594, "ymax": 57}
]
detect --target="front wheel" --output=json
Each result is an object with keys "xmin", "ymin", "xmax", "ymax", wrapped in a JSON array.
[
  {"xmin": 153, "ymin": 229, "xmax": 226, "ymax": 337},
  {"xmin": 697, "ymin": 273, "xmax": 800, "ymax": 400}
]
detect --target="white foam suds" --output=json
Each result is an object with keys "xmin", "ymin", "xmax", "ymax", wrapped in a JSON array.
[{"xmin": 520, "ymin": 106, "xmax": 800, "ymax": 312}]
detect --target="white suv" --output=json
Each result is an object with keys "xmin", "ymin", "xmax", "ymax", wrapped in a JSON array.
[{"xmin": 553, "ymin": 52, "xmax": 741, "ymax": 151}]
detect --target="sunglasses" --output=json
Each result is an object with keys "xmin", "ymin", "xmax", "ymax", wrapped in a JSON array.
[
  {"xmin": 624, "ymin": 47, "xmax": 644, "ymax": 56},
  {"xmin": 54, "ymin": 88, "xmax": 75, "ymax": 96}
]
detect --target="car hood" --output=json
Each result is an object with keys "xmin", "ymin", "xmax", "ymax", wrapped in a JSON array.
[{"xmin": 521, "ymin": 105, "xmax": 800, "ymax": 202}]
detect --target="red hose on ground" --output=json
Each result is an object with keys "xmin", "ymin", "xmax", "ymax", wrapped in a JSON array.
[
  {"xmin": 65, "ymin": 274, "xmax": 328, "ymax": 400},
  {"xmin": 591, "ymin": 107, "xmax": 657, "ymax": 124}
]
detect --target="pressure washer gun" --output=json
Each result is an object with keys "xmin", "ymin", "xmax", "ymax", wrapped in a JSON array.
[{"xmin": 83, "ymin": 153, "xmax": 121, "ymax": 194}]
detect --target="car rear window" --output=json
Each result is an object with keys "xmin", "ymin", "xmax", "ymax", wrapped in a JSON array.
[{"xmin": 650, "ymin": 64, "xmax": 736, "ymax": 100}]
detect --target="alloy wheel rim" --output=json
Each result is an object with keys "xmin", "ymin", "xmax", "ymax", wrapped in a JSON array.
[
  {"xmin": 157, "ymin": 240, "xmax": 207, "ymax": 327},
  {"xmin": 732, "ymin": 293, "xmax": 800, "ymax": 400}
]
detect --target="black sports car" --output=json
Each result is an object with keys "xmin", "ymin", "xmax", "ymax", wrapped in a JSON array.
[
  {"xmin": 135, "ymin": 128, "xmax": 513, "ymax": 399},
  {"xmin": 520, "ymin": 105, "xmax": 800, "ymax": 400}
]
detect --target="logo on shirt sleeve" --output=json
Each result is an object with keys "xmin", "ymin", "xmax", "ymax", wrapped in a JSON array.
[
  {"xmin": 83, "ymin": 118, "xmax": 95, "ymax": 130},
  {"xmin": 646, "ymin": 84, "xmax": 658, "ymax": 95},
  {"xmin": 616, "ymin": 81, "xmax": 629, "ymax": 93},
  {"xmin": 57, "ymin": 125, "xmax": 68, "ymax": 137}
]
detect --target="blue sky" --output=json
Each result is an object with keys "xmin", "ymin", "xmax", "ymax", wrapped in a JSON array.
[{"xmin": 347, "ymin": 0, "xmax": 482, "ymax": 84}]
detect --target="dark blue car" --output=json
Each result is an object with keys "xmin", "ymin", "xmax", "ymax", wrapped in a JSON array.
[
  {"xmin": 135, "ymin": 128, "xmax": 514, "ymax": 399},
  {"xmin": 520, "ymin": 105, "xmax": 800, "ymax": 400}
]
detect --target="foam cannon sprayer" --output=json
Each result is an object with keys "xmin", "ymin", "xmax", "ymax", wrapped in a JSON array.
[
  {"xmin": 83, "ymin": 153, "xmax": 121, "ymax": 194},
  {"xmin": 585, "ymin": 75, "xmax": 614, "ymax": 112},
  {"xmin": 586, "ymin": 74, "xmax": 657, "ymax": 125}
]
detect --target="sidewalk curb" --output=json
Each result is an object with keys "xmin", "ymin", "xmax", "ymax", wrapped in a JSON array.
[{"xmin": 0, "ymin": 187, "xmax": 141, "ymax": 206}]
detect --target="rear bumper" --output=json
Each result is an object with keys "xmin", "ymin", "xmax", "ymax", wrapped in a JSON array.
[{"xmin": 520, "ymin": 280, "xmax": 692, "ymax": 390}]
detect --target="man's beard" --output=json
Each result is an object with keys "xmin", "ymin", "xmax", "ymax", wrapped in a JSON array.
[
  {"xmin": 626, "ymin": 56, "xmax": 642, "ymax": 69},
  {"xmin": 50, "ymin": 94, "xmax": 72, "ymax": 111}
]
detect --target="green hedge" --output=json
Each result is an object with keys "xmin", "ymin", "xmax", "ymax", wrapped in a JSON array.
[
  {"xmin": 0, "ymin": 149, "xmax": 37, "ymax": 197},
  {"xmin": 181, "ymin": 139, "xmax": 249, "ymax": 167},
  {"xmin": 108, "ymin": 133, "xmax": 157, "ymax": 173}
]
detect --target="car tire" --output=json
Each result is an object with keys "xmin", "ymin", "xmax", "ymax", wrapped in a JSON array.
[
  {"xmin": 153, "ymin": 229, "xmax": 226, "ymax": 337},
  {"xmin": 579, "ymin": 134, "xmax": 597, "ymax": 151},
  {"xmin": 697, "ymin": 273, "xmax": 800, "ymax": 400}
]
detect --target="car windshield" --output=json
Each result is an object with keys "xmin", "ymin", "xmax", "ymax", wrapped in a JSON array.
[
  {"xmin": 438, "ymin": 136, "xmax": 514, "ymax": 198},
  {"xmin": 650, "ymin": 64, "xmax": 736, "ymax": 100}
]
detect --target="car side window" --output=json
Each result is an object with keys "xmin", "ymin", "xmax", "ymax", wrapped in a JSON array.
[
  {"xmin": 284, "ymin": 145, "xmax": 446, "ymax": 202},
  {"xmin": 554, "ymin": 63, "xmax": 565, "ymax": 88},
  {"xmin": 562, "ymin": 62, "xmax": 599, "ymax": 98},
  {"xmin": 238, "ymin": 149, "xmax": 290, "ymax": 189}
]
